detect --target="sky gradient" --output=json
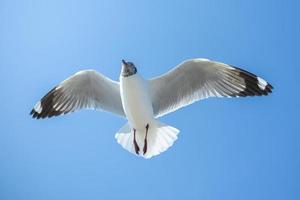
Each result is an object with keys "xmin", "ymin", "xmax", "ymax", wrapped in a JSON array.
[{"xmin": 0, "ymin": 1, "xmax": 299, "ymax": 200}]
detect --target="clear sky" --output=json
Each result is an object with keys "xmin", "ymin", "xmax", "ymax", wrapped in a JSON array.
[{"xmin": 0, "ymin": 0, "xmax": 299, "ymax": 200}]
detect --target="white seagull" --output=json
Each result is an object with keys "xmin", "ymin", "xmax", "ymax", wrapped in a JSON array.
[{"xmin": 31, "ymin": 58, "xmax": 273, "ymax": 159}]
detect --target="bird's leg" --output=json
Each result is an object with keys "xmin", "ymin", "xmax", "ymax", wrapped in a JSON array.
[
  {"xmin": 143, "ymin": 124, "xmax": 149, "ymax": 155},
  {"xmin": 133, "ymin": 128, "xmax": 140, "ymax": 155}
]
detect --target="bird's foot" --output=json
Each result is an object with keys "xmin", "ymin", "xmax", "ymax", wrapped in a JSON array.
[
  {"xmin": 133, "ymin": 128, "xmax": 140, "ymax": 154},
  {"xmin": 143, "ymin": 124, "xmax": 149, "ymax": 155}
]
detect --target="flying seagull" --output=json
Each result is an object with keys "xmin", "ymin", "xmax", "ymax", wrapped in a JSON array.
[{"xmin": 30, "ymin": 58, "xmax": 273, "ymax": 159}]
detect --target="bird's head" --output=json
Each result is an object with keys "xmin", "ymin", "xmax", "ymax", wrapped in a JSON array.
[{"xmin": 121, "ymin": 59, "xmax": 137, "ymax": 77}]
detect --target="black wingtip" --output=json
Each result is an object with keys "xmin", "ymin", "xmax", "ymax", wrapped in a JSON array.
[
  {"xmin": 30, "ymin": 86, "xmax": 71, "ymax": 119},
  {"xmin": 230, "ymin": 66, "xmax": 273, "ymax": 97},
  {"xmin": 30, "ymin": 109, "xmax": 40, "ymax": 119},
  {"xmin": 264, "ymin": 83, "xmax": 273, "ymax": 94}
]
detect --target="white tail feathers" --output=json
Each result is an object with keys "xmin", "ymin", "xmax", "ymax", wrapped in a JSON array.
[
  {"xmin": 115, "ymin": 123, "xmax": 136, "ymax": 154},
  {"xmin": 115, "ymin": 121, "xmax": 179, "ymax": 159}
]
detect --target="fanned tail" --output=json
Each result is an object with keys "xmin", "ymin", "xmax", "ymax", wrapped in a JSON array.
[{"xmin": 115, "ymin": 121, "xmax": 179, "ymax": 159}]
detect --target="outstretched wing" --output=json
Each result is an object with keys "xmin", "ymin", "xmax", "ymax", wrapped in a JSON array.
[
  {"xmin": 150, "ymin": 59, "xmax": 273, "ymax": 117},
  {"xmin": 30, "ymin": 70, "xmax": 125, "ymax": 119}
]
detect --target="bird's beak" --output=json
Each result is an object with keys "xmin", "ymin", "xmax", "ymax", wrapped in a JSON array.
[{"xmin": 122, "ymin": 59, "xmax": 127, "ymax": 65}]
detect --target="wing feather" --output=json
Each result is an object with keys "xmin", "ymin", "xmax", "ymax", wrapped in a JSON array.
[
  {"xmin": 30, "ymin": 70, "xmax": 125, "ymax": 119},
  {"xmin": 150, "ymin": 58, "xmax": 273, "ymax": 117}
]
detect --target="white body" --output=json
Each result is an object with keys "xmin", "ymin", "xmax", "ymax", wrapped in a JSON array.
[
  {"xmin": 120, "ymin": 74, "xmax": 154, "ymax": 130},
  {"xmin": 117, "ymin": 73, "xmax": 179, "ymax": 158}
]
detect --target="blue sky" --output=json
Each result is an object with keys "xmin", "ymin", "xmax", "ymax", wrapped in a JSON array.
[{"xmin": 0, "ymin": 0, "xmax": 299, "ymax": 199}]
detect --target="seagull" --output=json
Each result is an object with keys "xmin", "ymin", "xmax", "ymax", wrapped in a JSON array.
[{"xmin": 30, "ymin": 58, "xmax": 273, "ymax": 159}]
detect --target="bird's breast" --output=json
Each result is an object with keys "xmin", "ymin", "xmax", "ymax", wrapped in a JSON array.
[{"xmin": 120, "ymin": 74, "xmax": 154, "ymax": 129}]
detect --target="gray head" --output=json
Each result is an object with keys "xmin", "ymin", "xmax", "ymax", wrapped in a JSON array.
[{"xmin": 121, "ymin": 59, "xmax": 137, "ymax": 77}]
